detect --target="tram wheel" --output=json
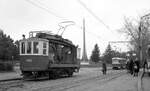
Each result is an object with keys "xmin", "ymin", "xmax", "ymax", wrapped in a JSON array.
[{"xmin": 67, "ymin": 71, "xmax": 73, "ymax": 77}]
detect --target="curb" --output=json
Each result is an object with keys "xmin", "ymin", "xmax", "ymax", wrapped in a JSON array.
[{"xmin": 138, "ymin": 71, "xmax": 144, "ymax": 91}]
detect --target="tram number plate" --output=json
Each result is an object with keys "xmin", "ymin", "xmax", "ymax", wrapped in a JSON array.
[{"xmin": 26, "ymin": 59, "xmax": 32, "ymax": 62}]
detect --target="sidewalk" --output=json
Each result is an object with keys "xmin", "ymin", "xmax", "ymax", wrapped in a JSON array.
[
  {"xmin": 66, "ymin": 71, "xmax": 144, "ymax": 91},
  {"xmin": 142, "ymin": 72, "xmax": 150, "ymax": 91},
  {"xmin": 0, "ymin": 66, "xmax": 22, "ymax": 81},
  {"xmin": 97, "ymin": 71, "xmax": 144, "ymax": 91},
  {"xmin": 94, "ymin": 73, "xmax": 139, "ymax": 91}
]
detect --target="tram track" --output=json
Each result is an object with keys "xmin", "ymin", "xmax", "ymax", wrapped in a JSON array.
[
  {"xmin": 33, "ymin": 70, "xmax": 126, "ymax": 91},
  {"xmin": 0, "ymin": 69, "xmax": 126, "ymax": 91},
  {"xmin": 0, "ymin": 78, "xmax": 22, "ymax": 83},
  {"xmin": 0, "ymin": 79, "xmax": 23, "ymax": 91}
]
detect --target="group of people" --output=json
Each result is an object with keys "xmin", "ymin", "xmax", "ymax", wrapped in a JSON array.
[
  {"xmin": 101, "ymin": 57, "xmax": 149, "ymax": 76},
  {"xmin": 126, "ymin": 58, "xmax": 140, "ymax": 76}
]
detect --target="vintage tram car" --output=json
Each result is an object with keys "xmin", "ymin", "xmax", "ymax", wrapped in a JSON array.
[{"xmin": 19, "ymin": 31, "xmax": 80, "ymax": 79}]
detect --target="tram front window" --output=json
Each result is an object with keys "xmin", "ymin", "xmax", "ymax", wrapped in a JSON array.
[
  {"xmin": 21, "ymin": 42, "xmax": 25, "ymax": 54},
  {"xmin": 20, "ymin": 40, "xmax": 48, "ymax": 55},
  {"xmin": 27, "ymin": 42, "xmax": 31, "ymax": 54},
  {"xmin": 33, "ymin": 42, "xmax": 39, "ymax": 54}
]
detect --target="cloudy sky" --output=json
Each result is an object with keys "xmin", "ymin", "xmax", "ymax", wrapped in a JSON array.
[{"xmin": 0, "ymin": 0, "xmax": 150, "ymax": 58}]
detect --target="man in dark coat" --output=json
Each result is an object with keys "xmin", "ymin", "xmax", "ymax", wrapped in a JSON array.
[
  {"xmin": 126, "ymin": 58, "xmax": 130, "ymax": 73},
  {"xmin": 143, "ymin": 59, "xmax": 148, "ymax": 72},
  {"xmin": 133, "ymin": 58, "xmax": 140, "ymax": 76},
  {"xmin": 129, "ymin": 58, "xmax": 134, "ymax": 75},
  {"xmin": 102, "ymin": 61, "xmax": 107, "ymax": 75}
]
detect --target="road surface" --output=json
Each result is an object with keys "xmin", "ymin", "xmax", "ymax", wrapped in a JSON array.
[{"xmin": 0, "ymin": 68, "xmax": 138, "ymax": 91}]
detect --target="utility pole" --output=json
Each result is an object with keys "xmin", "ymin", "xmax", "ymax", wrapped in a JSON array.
[
  {"xmin": 139, "ymin": 13, "xmax": 150, "ymax": 70},
  {"xmin": 139, "ymin": 21, "xmax": 142, "ymax": 64}
]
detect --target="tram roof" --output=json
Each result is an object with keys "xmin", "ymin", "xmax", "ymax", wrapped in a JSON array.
[
  {"xmin": 19, "ymin": 37, "xmax": 49, "ymax": 42},
  {"xmin": 20, "ymin": 32, "xmax": 75, "ymax": 47},
  {"xmin": 36, "ymin": 33, "xmax": 75, "ymax": 47},
  {"xmin": 112, "ymin": 57, "xmax": 126, "ymax": 60}
]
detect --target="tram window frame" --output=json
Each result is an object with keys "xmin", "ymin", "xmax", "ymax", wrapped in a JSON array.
[
  {"xmin": 27, "ymin": 42, "xmax": 32, "ymax": 54},
  {"xmin": 33, "ymin": 42, "xmax": 39, "ymax": 54},
  {"xmin": 49, "ymin": 44, "xmax": 55, "ymax": 58},
  {"xmin": 43, "ymin": 42, "xmax": 47, "ymax": 55},
  {"xmin": 43, "ymin": 42, "xmax": 49, "ymax": 55}
]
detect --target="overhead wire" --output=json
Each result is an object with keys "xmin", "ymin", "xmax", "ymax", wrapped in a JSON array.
[
  {"xmin": 24, "ymin": 0, "xmax": 111, "ymax": 42},
  {"xmin": 77, "ymin": 0, "xmax": 110, "ymax": 29},
  {"xmin": 25, "ymin": 0, "xmax": 64, "ymax": 19},
  {"xmin": 26, "ymin": 0, "xmax": 105, "ymax": 41},
  {"xmin": 77, "ymin": 0, "xmax": 128, "ymax": 50},
  {"xmin": 75, "ymin": 24, "xmax": 108, "ymax": 42},
  {"xmin": 77, "ymin": 0, "xmax": 117, "ymax": 35},
  {"xmin": 86, "ymin": 30, "xmax": 109, "ymax": 42},
  {"xmin": 24, "ymin": 0, "xmax": 114, "ymax": 53}
]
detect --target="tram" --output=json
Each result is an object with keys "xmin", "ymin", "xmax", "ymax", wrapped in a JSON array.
[
  {"xmin": 112, "ymin": 57, "xmax": 126, "ymax": 69},
  {"xmin": 19, "ymin": 31, "xmax": 80, "ymax": 79}
]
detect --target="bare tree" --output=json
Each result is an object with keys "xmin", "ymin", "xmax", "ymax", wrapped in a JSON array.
[{"xmin": 120, "ymin": 15, "xmax": 150, "ymax": 59}]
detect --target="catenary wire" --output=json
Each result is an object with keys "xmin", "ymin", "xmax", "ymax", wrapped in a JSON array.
[
  {"xmin": 77, "ymin": 0, "xmax": 117, "ymax": 35},
  {"xmin": 25, "ymin": 0, "xmax": 64, "ymax": 19}
]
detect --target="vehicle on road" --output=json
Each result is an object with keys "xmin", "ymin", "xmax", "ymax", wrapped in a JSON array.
[
  {"xmin": 112, "ymin": 57, "xmax": 126, "ymax": 70},
  {"xmin": 19, "ymin": 31, "xmax": 80, "ymax": 80}
]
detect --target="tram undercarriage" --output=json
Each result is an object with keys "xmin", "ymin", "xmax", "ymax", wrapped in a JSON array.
[{"xmin": 21, "ymin": 67, "xmax": 77, "ymax": 80}]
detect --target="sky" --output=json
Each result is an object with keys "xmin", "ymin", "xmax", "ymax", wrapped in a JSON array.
[{"xmin": 0, "ymin": 0, "xmax": 150, "ymax": 58}]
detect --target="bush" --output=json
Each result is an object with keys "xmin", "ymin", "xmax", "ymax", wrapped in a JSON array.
[{"xmin": 0, "ymin": 62, "xmax": 13, "ymax": 71}]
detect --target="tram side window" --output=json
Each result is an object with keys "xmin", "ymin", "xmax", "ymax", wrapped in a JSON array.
[
  {"xmin": 48, "ymin": 44, "xmax": 55, "ymax": 62},
  {"xmin": 33, "ymin": 42, "xmax": 39, "ymax": 54},
  {"xmin": 27, "ymin": 42, "xmax": 31, "ymax": 54},
  {"xmin": 43, "ymin": 42, "xmax": 47, "ymax": 55},
  {"xmin": 21, "ymin": 42, "xmax": 25, "ymax": 54}
]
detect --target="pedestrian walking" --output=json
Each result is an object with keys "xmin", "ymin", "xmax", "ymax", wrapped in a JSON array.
[
  {"xmin": 126, "ymin": 58, "xmax": 130, "ymax": 73},
  {"xmin": 102, "ymin": 61, "xmax": 107, "ymax": 75},
  {"xmin": 129, "ymin": 58, "xmax": 134, "ymax": 75},
  {"xmin": 143, "ymin": 58, "xmax": 148, "ymax": 72}
]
